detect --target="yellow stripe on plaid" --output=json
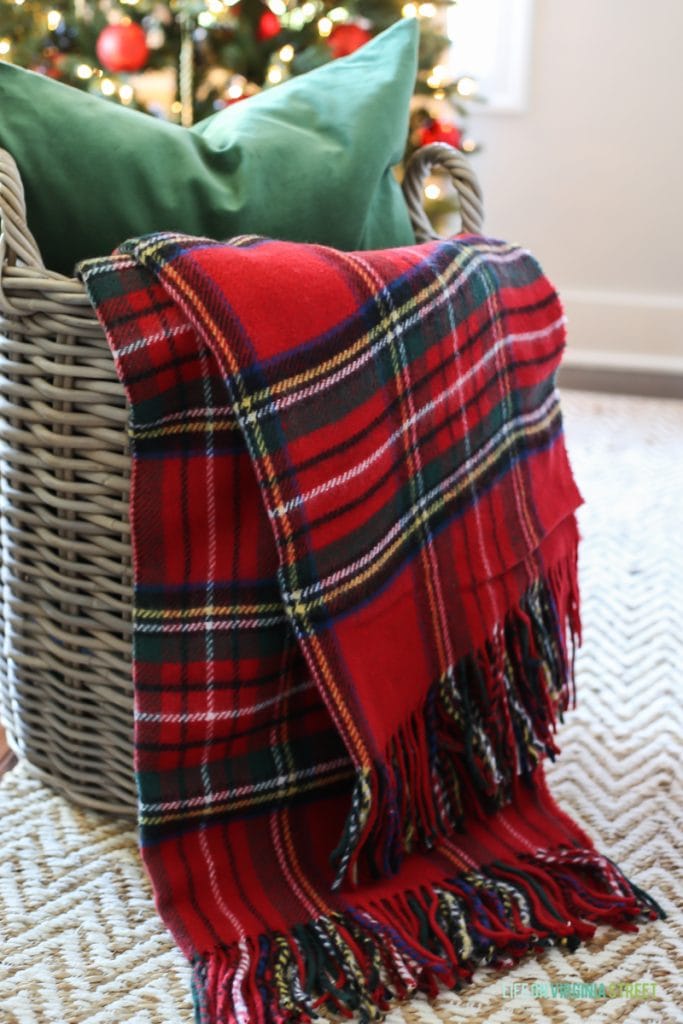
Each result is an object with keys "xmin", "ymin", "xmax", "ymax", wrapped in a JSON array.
[
  {"xmin": 285, "ymin": 400, "xmax": 561, "ymax": 613},
  {"xmin": 236, "ymin": 239, "xmax": 519, "ymax": 411},
  {"xmin": 135, "ymin": 603, "xmax": 283, "ymax": 619}
]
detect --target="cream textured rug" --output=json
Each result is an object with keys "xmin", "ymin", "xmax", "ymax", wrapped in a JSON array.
[{"xmin": 1, "ymin": 389, "xmax": 681, "ymax": 1024}]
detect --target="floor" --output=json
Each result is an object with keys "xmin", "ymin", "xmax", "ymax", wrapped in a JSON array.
[{"xmin": 0, "ymin": 388, "xmax": 681, "ymax": 1023}]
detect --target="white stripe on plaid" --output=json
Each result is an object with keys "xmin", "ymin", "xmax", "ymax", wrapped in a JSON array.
[
  {"xmin": 283, "ymin": 389, "xmax": 561, "ymax": 605},
  {"xmin": 139, "ymin": 757, "xmax": 351, "ymax": 813},
  {"xmin": 268, "ymin": 316, "xmax": 566, "ymax": 520},
  {"xmin": 135, "ymin": 681, "xmax": 316, "ymax": 723},
  {"xmin": 236, "ymin": 242, "xmax": 534, "ymax": 422}
]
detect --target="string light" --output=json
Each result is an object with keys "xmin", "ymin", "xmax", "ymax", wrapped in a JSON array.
[
  {"xmin": 14, "ymin": 0, "xmax": 25, "ymax": 6},
  {"xmin": 286, "ymin": 8, "xmax": 306, "ymax": 28},
  {"xmin": 402, "ymin": 3, "xmax": 418, "ymax": 17},
  {"xmin": 268, "ymin": 0, "xmax": 287, "ymax": 15},
  {"xmin": 46, "ymin": 10, "xmax": 62, "ymax": 30},
  {"xmin": 462, "ymin": 138, "xmax": 477, "ymax": 153},
  {"xmin": 425, "ymin": 183, "xmax": 441, "ymax": 200},
  {"xmin": 279, "ymin": 44, "xmax": 294, "ymax": 62},
  {"xmin": 426, "ymin": 64, "xmax": 448, "ymax": 89},
  {"xmin": 328, "ymin": 6, "xmax": 349, "ymax": 20},
  {"xmin": 101, "ymin": 78, "xmax": 116, "ymax": 96},
  {"xmin": 171, "ymin": 100, "xmax": 183, "ymax": 114},
  {"xmin": 197, "ymin": 11, "xmax": 215, "ymax": 27},
  {"xmin": 227, "ymin": 82, "xmax": 244, "ymax": 99},
  {"xmin": 76, "ymin": 63, "xmax": 93, "ymax": 78},
  {"xmin": 418, "ymin": 3, "xmax": 436, "ymax": 15},
  {"xmin": 318, "ymin": 16, "xmax": 332, "ymax": 37},
  {"xmin": 301, "ymin": 2, "xmax": 317, "ymax": 18},
  {"xmin": 456, "ymin": 76, "xmax": 477, "ymax": 97},
  {"xmin": 267, "ymin": 66, "xmax": 283, "ymax": 84},
  {"xmin": 0, "ymin": 38, "xmax": 11, "ymax": 55},
  {"xmin": 119, "ymin": 83, "xmax": 134, "ymax": 104}
]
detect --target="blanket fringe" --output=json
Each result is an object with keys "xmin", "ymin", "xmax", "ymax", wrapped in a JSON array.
[
  {"xmin": 332, "ymin": 554, "xmax": 581, "ymax": 888},
  {"xmin": 192, "ymin": 846, "xmax": 664, "ymax": 1024}
]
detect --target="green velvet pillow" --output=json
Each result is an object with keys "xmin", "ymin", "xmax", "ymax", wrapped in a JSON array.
[{"xmin": 0, "ymin": 20, "xmax": 417, "ymax": 276}]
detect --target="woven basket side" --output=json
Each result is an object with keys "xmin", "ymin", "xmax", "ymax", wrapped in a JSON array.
[{"xmin": 0, "ymin": 147, "xmax": 137, "ymax": 816}]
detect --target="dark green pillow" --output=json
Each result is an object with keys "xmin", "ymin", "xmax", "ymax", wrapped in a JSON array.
[{"xmin": 0, "ymin": 19, "xmax": 417, "ymax": 276}]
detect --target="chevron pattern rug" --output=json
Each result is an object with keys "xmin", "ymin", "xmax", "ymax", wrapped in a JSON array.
[{"xmin": 0, "ymin": 389, "xmax": 681, "ymax": 1024}]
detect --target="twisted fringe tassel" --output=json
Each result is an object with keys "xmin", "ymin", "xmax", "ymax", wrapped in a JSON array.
[
  {"xmin": 192, "ymin": 850, "xmax": 665, "ymax": 1024},
  {"xmin": 332, "ymin": 553, "xmax": 581, "ymax": 888}
]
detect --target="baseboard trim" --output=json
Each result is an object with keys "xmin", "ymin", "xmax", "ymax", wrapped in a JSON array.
[
  {"xmin": 559, "ymin": 361, "xmax": 683, "ymax": 399},
  {"xmin": 561, "ymin": 289, "xmax": 683, "ymax": 382}
]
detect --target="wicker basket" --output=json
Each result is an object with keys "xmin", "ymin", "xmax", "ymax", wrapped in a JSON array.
[{"xmin": 0, "ymin": 142, "xmax": 484, "ymax": 818}]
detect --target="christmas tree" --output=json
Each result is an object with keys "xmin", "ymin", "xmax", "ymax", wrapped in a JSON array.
[{"xmin": 0, "ymin": 0, "xmax": 478, "ymax": 149}]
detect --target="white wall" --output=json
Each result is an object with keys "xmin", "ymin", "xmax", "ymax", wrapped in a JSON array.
[{"xmin": 459, "ymin": 0, "xmax": 683, "ymax": 372}]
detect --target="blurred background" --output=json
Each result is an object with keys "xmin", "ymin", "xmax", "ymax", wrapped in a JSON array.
[
  {"xmin": 1, "ymin": 6, "xmax": 681, "ymax": 1014},
  {"xmin": 2, "ymin": 0, "xmax": 679, "ymax": 399},
  {"xmin": 447, "ymin": 0, "xmax": 683, "ymax": 398},
  {"xmin": 0, "ymin": 0, "xmax": 681, "ymax": 392}
]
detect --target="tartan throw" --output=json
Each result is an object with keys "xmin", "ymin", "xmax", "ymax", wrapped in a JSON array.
[{"xmin": 80, "ymin": 232, "xmax": 663, "ymax": 1024}]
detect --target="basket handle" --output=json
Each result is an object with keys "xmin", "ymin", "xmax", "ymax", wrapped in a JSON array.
[
  {"xmin": 403, "ymin": 143, "xmax": 484, "ymax": 243},
  {"xmin": 0, "ymin": 148, "xmax": 46, "ymax": 270}
]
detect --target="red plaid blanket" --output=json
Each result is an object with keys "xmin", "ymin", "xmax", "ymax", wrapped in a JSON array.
[{"xmin": 80, "ymin": 233, "xmax": 662, "ymax": 1024}]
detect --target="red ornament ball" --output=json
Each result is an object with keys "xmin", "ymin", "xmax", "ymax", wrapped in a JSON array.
[
  {"xmin": 96, "ymin": 22, "xmax": 149, "ymax": 74},
  {"xmin": 257, "ymin": 10, "xmax": 281, "ymax": 42},
  {"xmin": 327, "ymin": 22, "xmax": 372, "ymax": 59},
  {"xmin": 418, "ymin": 118, "xmax": 462, "ymax": 150}
]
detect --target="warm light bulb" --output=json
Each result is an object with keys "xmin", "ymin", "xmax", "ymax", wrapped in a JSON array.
[
  {"xmin": 301, "ymin": 2, "xmax": 317, "ymax": 18},
  {"xmin": 197, "ymin": 11, "xmax": 215, "ymax": 26},
  {"xmin": 279, "ymin": 44, "xmax": 294, "ymax": 62},
  {"xmin": 402, "ymin": 3, "xmax": 418, "ymax": 16},
  {"xmin": 456, "ymin": 75, "xmax": 477, "ymax": 97},
  {"xmin": 328, "ymin": 6, "xmax": 349, "ymax": 20},
  {"xmin": 267, "ymin": 66, "xmax": 283, "ymax": 84},
  {"xmin": 46, "ymin": 10, "xmax": 61, "ymax": 30},
  {"xmin": 269, "ymin": 0, "xmax": 287, "ymax": 14},
  {"xmin": 208, "ymin": 0, "xmax": 225, "ymax": 12},
  {"xmin": 76, "ymin": 63, "xmax": 93, "ymax": 79},
  {"xmin": 462, "ymin": 138, "xmax": 477, "ymax": 153},
  {"xmin": 318, "ymin": 16, "xmax": 332, "ymax": 36},
  {"xmin": 426, "ymin": 64, "xmax": 448, "ymax": 89},
  {"xmin": 227, "ymin": 82, "xmax": 244, "ymax": 99},
  {"xmin": 286, "ymin": 8, "xmax": 305, "ymax": 28},
  {"xmin": 171, "ymin": 100, "xmax": 183, "ymax": 113},
  {"xmin": 14, "ymin": 0, "xmax": 25, "ymax": 6},
  {"xmin": 418, "ymin": 2, "xmax": 436, "ymax": 15},
  {"xmin": 101, "ymin": 78, "xmax": 116, "ymax": 96},
  {"xmin": 0, "ymin": 38, "xmax": 10, "ymax": 55},
  {"xmin": 119, "ymin": 83, "xmax": 134, "ymax": 103},
  {"xmin": 425, "ymin": 183, "xmax": 441, "ymax": 200}
]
